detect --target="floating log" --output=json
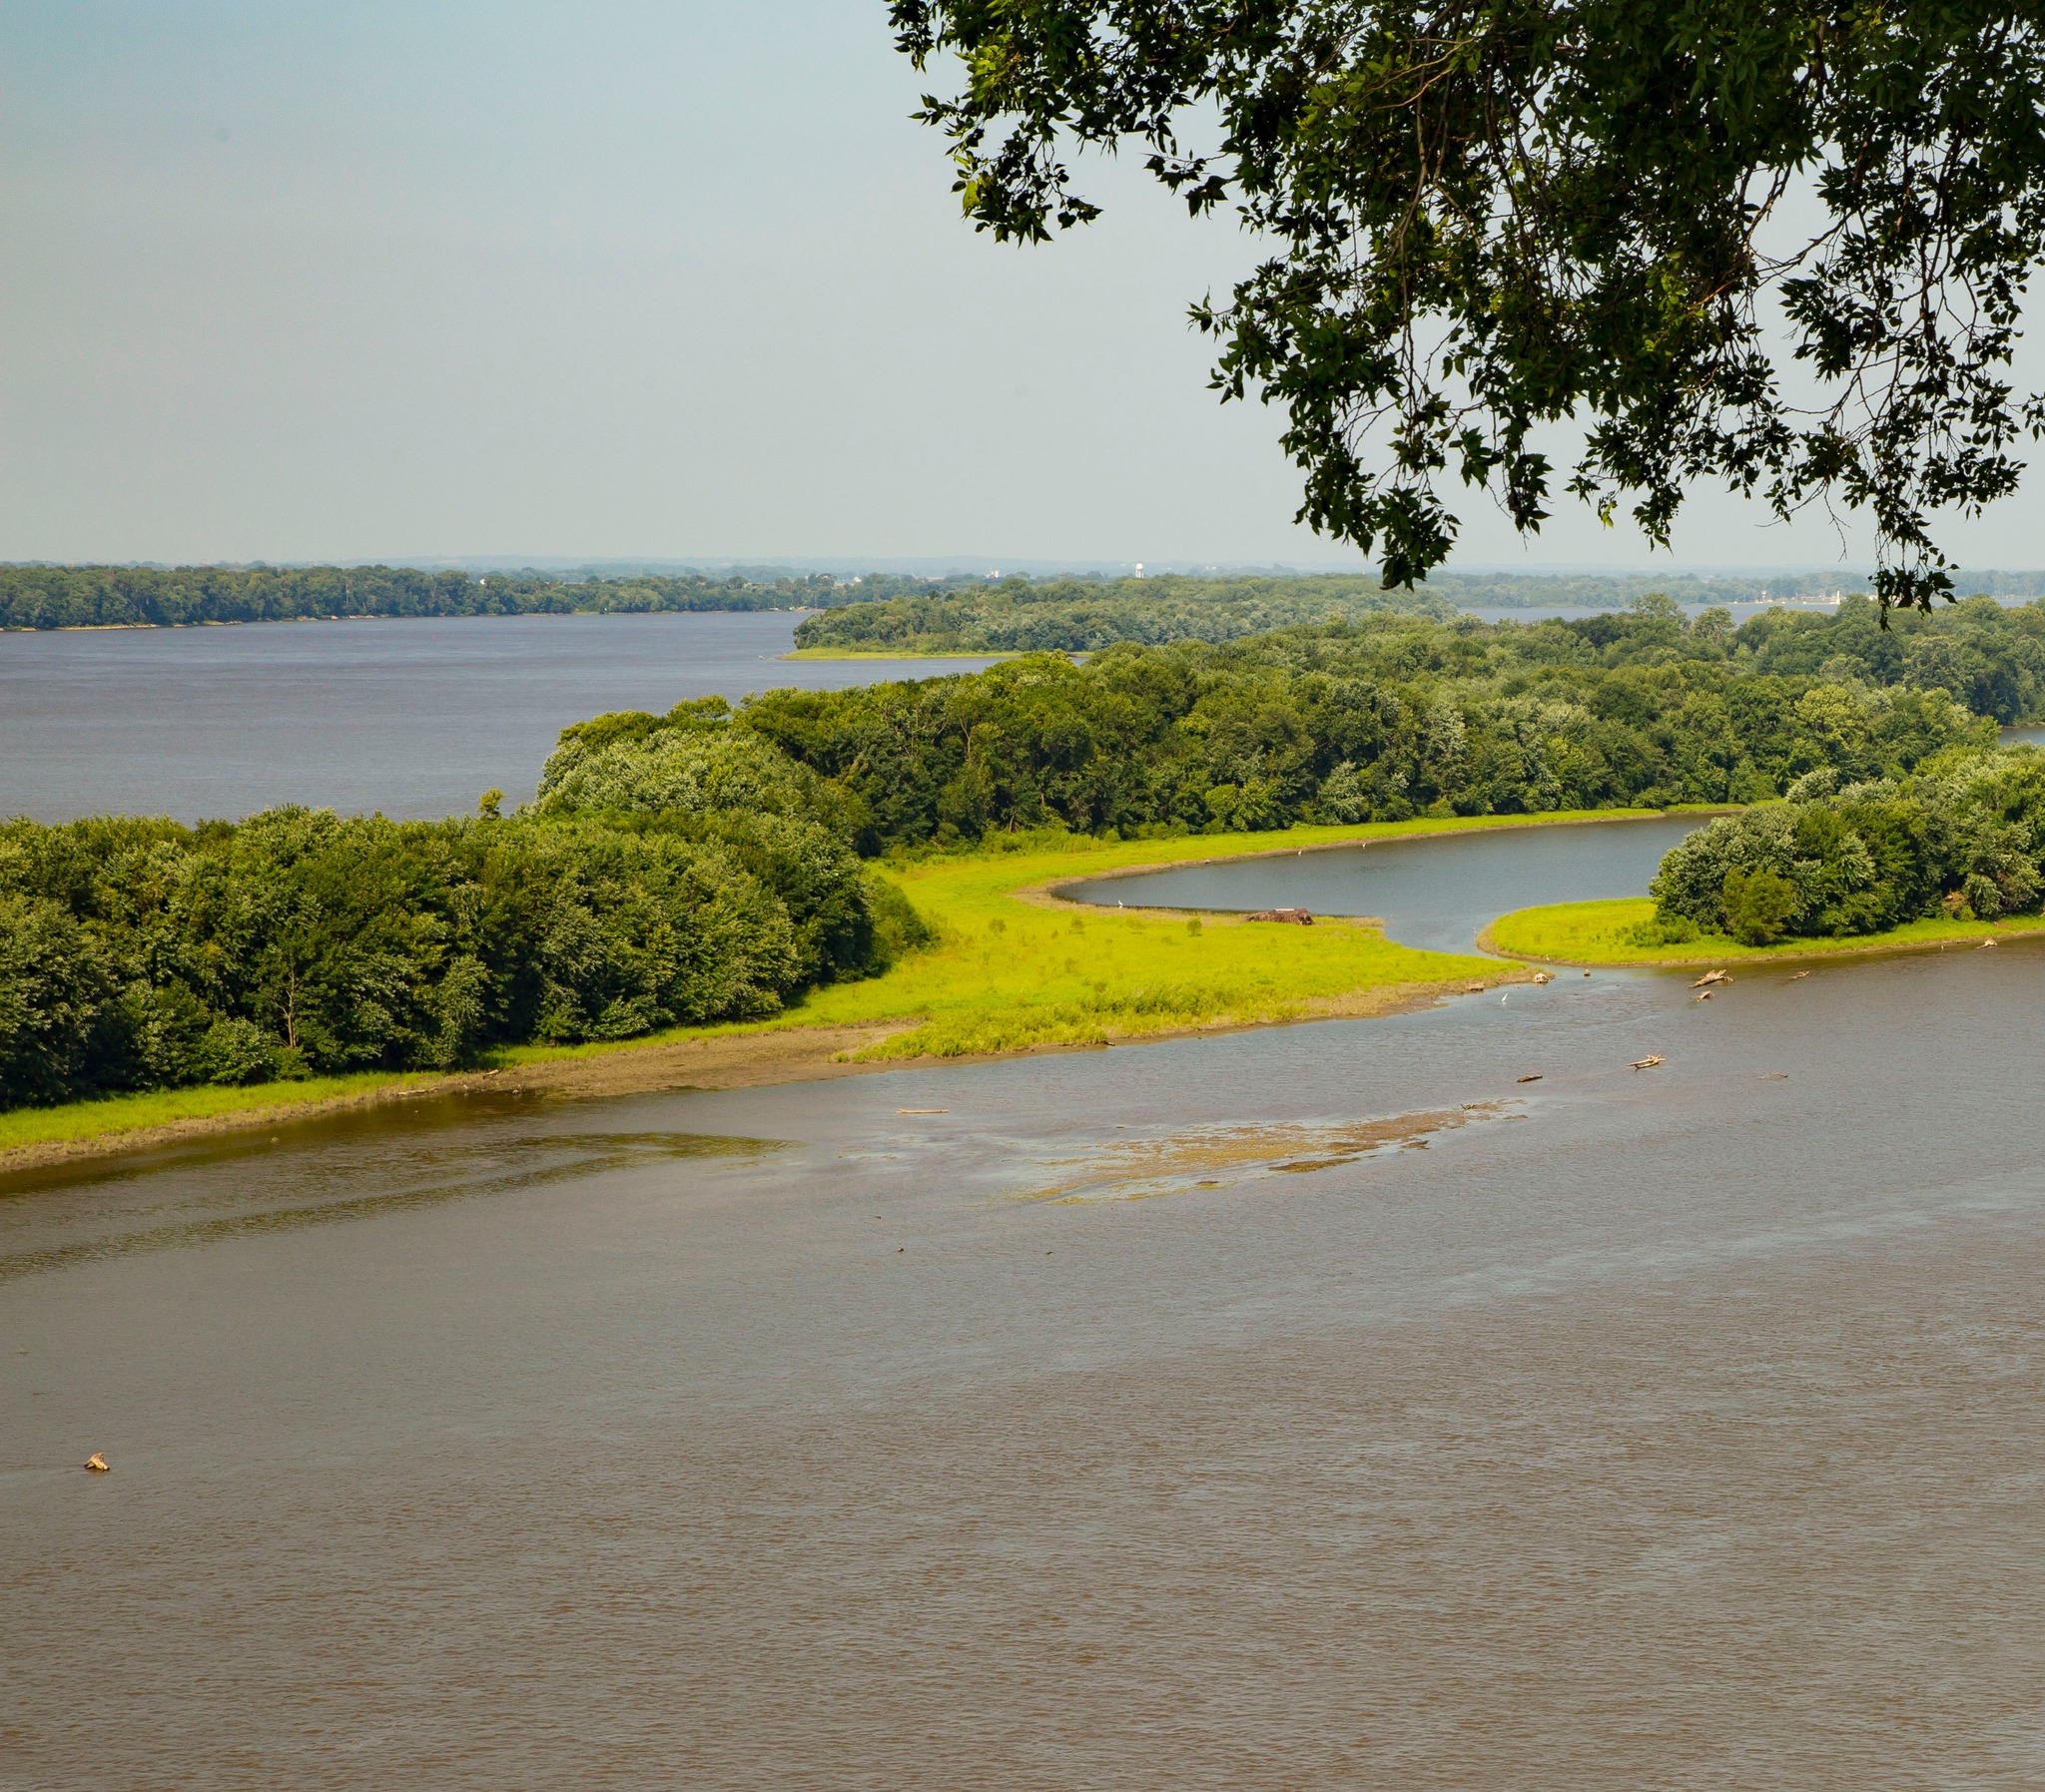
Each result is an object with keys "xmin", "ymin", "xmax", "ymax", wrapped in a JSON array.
[
  {"xmin": 1691, "ymin": 968, "xmax": 1731, "ymax": 987},
  {"xmin": 1631, "ymin": 1055, "xmax": 1664, "ymax": 1070},
  {"xmin": 83, "ymin": 1454, "xmax": 109, "ymax": 1473},
  {"xmin": 1517, "ymin": 1074, "xmax": 1543, "ymax": 1083}
]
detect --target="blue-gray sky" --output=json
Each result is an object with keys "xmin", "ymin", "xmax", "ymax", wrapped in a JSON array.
[{"xmin": 2, "ymin": 1, "xmax": 2040, "ymax": 572}]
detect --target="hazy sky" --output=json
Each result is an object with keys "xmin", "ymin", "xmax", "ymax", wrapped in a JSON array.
[{"xmin": 3, "ymin": 1, "xmax": 2041, "ymax": 572}]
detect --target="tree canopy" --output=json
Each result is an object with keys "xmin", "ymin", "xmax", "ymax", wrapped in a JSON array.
[
  {"xmin": 794, "ymin": 572, "xmax": 1450, "ymax": 652},
  {"xmin": 892, "ymin": 2, "xmax": 2045, "ymax": 609},
  {"xmin": 1648, "ymin": 753, "xmax": 2045, "ymax": 943},
  {"xmin": 616, "ymin": 598, "xmax": 2027, "ymax": 853}
]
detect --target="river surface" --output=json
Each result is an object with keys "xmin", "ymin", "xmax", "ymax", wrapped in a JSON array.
[
  {"xmin": 8, "ymin": 820, "xmax": 2045, "ymax": 1787},
  {"xmin": 0, "ymin": 612, "xmax": 1004, "ymax": 823}
]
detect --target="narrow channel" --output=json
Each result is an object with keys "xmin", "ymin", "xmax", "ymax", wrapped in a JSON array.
[{"xmin": 1061, "ymin": 813, "xmax": 1707, "ymax": 951}]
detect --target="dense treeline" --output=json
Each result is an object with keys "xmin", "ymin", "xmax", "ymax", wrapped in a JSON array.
[
  {"xmin": 797, "ymin": 575, "xmax": 2045, "ymax": 665},
  {"xmin": 792, "ymin": 574, "xmax": 1452, "ymax": 652},
  {"xmin": 559, "ymin": 599, "xmax": 2008, "ymax": 856},
  {"xmin": 1647, "ymin": 751, "xmax": 2045, "ymax": 944},
  {"xmin": 0, "ymin": 794, "xmax": 926, "ymax": 1109},
  {"xmin": 0, "ymin": 565, "xmax": 934, "ymax": 631}
]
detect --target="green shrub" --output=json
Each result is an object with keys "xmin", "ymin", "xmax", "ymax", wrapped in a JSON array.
[
  {"xmin": 1721, "ymin": 868, "xmax": 1802, "ymax": 944},
  {"xmin": 1624, "ymin": 910, "xmax": 1701, "ymax": 948}
]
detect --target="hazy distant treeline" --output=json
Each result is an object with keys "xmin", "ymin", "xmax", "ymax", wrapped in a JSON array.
[
  {"xmin": 10, "ymin": 562, "xmax": 2045, "ymax": 633},
  {"xmin": 793, "ymin": 574, "xmax": 1454, "ymax": 653},
  {"xmin": 0, "ymin": 565, "xmax": 930, "ymax": 630},
  {"xmin": 800, "ymin": 571, "xmax": 2045, "ymax": 655},
  {"xmin": 1420, "ymin": 570, "xmax": 2045, "ymax": 606}
]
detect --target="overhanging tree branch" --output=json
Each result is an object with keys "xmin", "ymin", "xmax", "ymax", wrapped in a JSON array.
[{"xmin": 892, "ymin": 1, "xmax": 2045, "ymax": 612}]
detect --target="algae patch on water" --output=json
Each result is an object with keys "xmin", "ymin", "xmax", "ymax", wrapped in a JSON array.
[{"xmin": 1013, "ymin": 1104, "xmax": 1508, "ymax": 1204}]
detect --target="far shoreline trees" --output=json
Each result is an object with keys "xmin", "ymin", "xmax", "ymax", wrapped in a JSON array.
[{"xmin": 0, "ymin": 564, "xmax": 910, "ymax": 631}]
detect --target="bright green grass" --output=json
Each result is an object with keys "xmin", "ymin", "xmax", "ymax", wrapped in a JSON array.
[
  {"xmin": 7, "ymin": 809, "xmax": 1696, "ymax": 1152},
  {"xmin": 501, "ymin": 814, "xmax": 1586, "ymax": 1064},
  {"xmin": 0, "ymin": 1071, "xmax": 443, "ymax": 1155},
  {"xmin": 681, "ymin": 812, "xmax": 1689, "ymax": 1058},
  {"xmin": 1486, "ymin": 896, "xmax": 2045, "ymax": 965}
]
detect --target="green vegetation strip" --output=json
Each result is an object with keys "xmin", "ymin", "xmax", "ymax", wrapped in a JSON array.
[
  {"xmin": 0, "ymin": 1072, "xmax": 448, "ymax": 1156},
  {"xmin": 768, "ymin": 816, "xmax": 1550, "ymax": 1057},
  {"xmin": 1485, "ymin": 896, "xmax": 2045, "ymax": 966}
]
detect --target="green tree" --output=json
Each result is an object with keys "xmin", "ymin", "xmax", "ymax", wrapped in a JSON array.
[
  {"xmin": 893, "ymin": 3, "xmax": 2045, "ymax": 609},
  {"xmin": 1722, "ymin": 868, "xmax": 1802, "ymax": 944}
]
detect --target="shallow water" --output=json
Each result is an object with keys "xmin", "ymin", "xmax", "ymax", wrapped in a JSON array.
[
  {"xmin": 0, "ymin": 612, "xmax": 1003, "ymax": 823},
  {"xmin": 7, "ymin": 820, "xmax": 2045, "ymax": 1786},
  {"xmin": 1063, "ymin": 814, "xmax": 1705, "ymax": 951}
]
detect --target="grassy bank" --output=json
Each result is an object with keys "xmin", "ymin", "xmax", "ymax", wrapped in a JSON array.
[
  {"xmin": 1485, "ymin": 896, "xmax": 2045, "ymax": 965},
  {"xmin": 7, "ymin": 809, "xmax": 1696, "ymax": 1159},
  {"xmin": 480, "ymin": 812, "xmax": 1626, "ymax": 1063},
  {"xmin": 0, "ymin": 1071, "xmax": 450, "ymax": 1156}
]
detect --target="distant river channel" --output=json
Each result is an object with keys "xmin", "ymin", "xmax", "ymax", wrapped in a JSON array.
[
  {"xmin": 10, "ymin": 815, "xmax": 2045, "ymax": 1786},
  {"xmin": 0, "ymin": 610, "xmax": 1008, "ymax": 823}
]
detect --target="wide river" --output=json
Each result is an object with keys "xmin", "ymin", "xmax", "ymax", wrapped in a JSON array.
[
  {"xmin": 0, "ymin": 611, "xmax": 1007, "ymax": 823},
  {"xmin": 9, "ymin": 803, "xmax": 2045, "ymax": 1787}
]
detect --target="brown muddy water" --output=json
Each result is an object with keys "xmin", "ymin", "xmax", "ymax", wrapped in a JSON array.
[{"xmin": 8, "ymin": 830, "xmax": 2045, "ymax": 1786}]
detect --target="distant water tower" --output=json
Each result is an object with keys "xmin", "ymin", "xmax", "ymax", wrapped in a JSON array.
[{"xmin": 1133, "ymin": 561, "xmax": 1146, "ymax": 579}]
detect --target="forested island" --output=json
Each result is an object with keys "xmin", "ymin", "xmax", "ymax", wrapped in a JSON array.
[
  {"xmin": 10, "ymin": 594, "xmax": 2045, "ymax": 1118},
  {"xmin": 790, "ymin": 574, "xmax": 1452, "ymax": 652},
  {"xmin": 795, "ymin": 575, "xmax": 2045, "ymax": 657}
]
